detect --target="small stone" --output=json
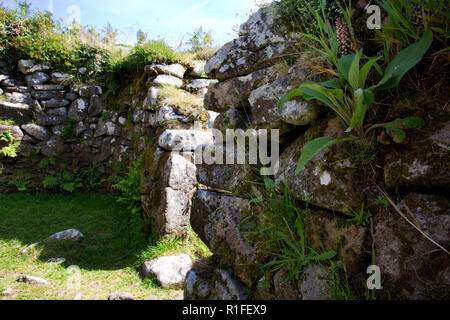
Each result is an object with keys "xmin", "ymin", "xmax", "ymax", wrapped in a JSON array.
[
  {"xmin": 79, "ymin": 85, "xmax": 102, "ymax": 98},
  {"xmin": 73, "ymin": 292, "xmax": 83, "ymax": 300},
  {"xmin": 44, "ymin": 229, "xmax": 84, "ymax": 242},
  {"xmin": 142, "ymin": 254, "xmax": 192, "ymax": 289},
  {"xmin": 47, "ymin": 258, "xmax": 66, "ymax": 263},
  {"xmin": 1, "ymin": 288, "xmax": 17, "ymax": 297},
  {"xmin": 108, "ymin": 292, "xmax": 135, "ymax": 300},
  {"xmin": 17, "ymin": 275, "xmax": 49, "ymax": 285},
  {"xmin": 51, "ymin": 72, "xmax": 72, "ymax": 84}
]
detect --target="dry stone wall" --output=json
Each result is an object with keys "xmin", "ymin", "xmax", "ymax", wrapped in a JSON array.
[{"xmin": 185, "ymin": 4, "xmax": 450, "ymax": 300}]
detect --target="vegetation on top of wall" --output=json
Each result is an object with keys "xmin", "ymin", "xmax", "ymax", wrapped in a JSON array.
[
  {"xmin": 278, "ymin": 0, "xmax": 439, "ymax": 173},
  {"xmin": 276, "ymin": 0, "xmax": 345, "ymax": 35},
  {"xmin": 0, "ymin": 1, "xmax": 114, "ymax": 78},
  {"xmin": 104, "ymin": 40, "xmax": 180, "ymax": 96}
]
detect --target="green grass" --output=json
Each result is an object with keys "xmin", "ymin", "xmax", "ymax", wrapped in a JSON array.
[{"xmin": 0, "ymin": 193, "xmax": 210, "ymax": 300}]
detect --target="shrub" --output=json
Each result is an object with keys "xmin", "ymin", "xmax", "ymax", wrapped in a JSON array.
[
  {"xmin": 276, "ymin": 0, "xmax": 344, "ymax": 35},
  {"xmin": 105, "ymin": 40, "xmax": 180, "ymax": 95},
  {"xmin": 0, "ymin": 2, "xmax": 111, "ymax": 78},
  {"xmin": 112, "ymin": 157, "xmax": 144, "ymax": 228}
]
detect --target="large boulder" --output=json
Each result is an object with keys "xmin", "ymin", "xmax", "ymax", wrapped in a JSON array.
[
  {"xmin": 149, "ymin": 154, "xmax": 198, "ymax": 237},
  {"xmin": 307, "ymin": 211, "xmax": 369, "ymax": 273},
  {"xmin": 298, "ymin": 265, "xmax": 334, "ymax": 300},
  {"xmin": 190, "ymin": 190, "xmax": 259, "ymax": 287},
  {"xmin": 142, "ymin": 254, "xmax": 192, "ymax": 289},
  {"xmin": 275, "ymin": 118, "xmax": 363, "ymax": 215},
  {"xmin": 204, "ymin": 4, "xmax": 296, "ymax": 80},
  {"xmin": 374, "ymin": 193, "xmax": 450, "ymax": 299},
  {"xmin": 249, "ymin": 66, "xmax": 320, "ymax": 131},
  {"xmin": 203, "ymin": 66, "xmax": 276, "ymax": 112},
  {"xmin": 196, "ymin": 145, "xmax": 255, "ymax": 193}
]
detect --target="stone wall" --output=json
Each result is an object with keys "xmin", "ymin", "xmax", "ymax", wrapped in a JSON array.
[
  {"xmin": 184, "ymin": 4, "xmax": 450, "ymax": 300},
  {"xmin": 0, "ymin": 56, "xmax": 218, "ymax": 241},
  {"xmin": 1, "ymin": 3, "xmax": 449, "ymax": 301}
]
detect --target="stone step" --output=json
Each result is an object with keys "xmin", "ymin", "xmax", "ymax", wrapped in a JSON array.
[{"xmin": 0, "ymin": 101, "xmax": 33, "ymax": 125}]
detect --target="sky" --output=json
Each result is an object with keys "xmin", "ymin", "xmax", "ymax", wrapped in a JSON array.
[{"xmin": 2, "ymin": 0, "xmax": 261, "ymax": 48}]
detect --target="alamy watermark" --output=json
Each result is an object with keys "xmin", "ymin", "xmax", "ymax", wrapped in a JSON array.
[
  {"xmin": 170, "ymin": 122, "xmax": 280, "ymax": 176},
  {"xmin": 366, "ymin": 265, "xmax": 383, "ymax": 290},
  {"xmin": 366, "ymin": 5, "xmax": 382, "ymax": 30}
]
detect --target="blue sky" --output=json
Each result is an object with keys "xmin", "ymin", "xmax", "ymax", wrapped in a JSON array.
[{"xmin": 3, "ymin": 0, "xmax": 260, "ymax": 48}]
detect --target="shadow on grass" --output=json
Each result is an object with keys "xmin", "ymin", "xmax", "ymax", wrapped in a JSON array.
[{"xmin": 0, "ymin": 192, "xmax": 150, "ymax": 271}]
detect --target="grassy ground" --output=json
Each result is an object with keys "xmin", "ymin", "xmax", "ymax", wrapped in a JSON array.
[{"xmin": 0, "ymin": 193, "xmax": 210, "ymax": 300}]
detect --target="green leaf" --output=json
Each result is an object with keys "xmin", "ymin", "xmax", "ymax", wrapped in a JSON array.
[
  {"xmin": 278, "ymin": 88, "xmax": 304, "ymax": 108},
  {"xmin": 309, "ymin": 250, "xmax": 337, "ymax": 262},
  {"xmin": 375, "ymin": 117, "xmax": 425, "ymax": 143},
  {"xmin": 372, "ymin": 30, "xmax": 433, "ymax": 91},
  {"xmin": 337, "ymin": 54, "xmax": 355, "ymax": 81},
  {"xmin": 42, "ymin": 176, "xmax": 58, "ymax": 188},
  {"xmin": 264, "ymin": 177, "xmax": 276, "ymax": 190},
  {"xmin": 348, "ymin": 89, "xmax": 369, "ymax": 132},
  {"xmin": 320, "ymin": 78, "xmax": 344, "ymax": 89},
  {"xmin": 62, "ymin": 182, "xmax": 76, "ymax": 193},
  {"xmin": 297, "ymin": 83, "xmax": 336, "ymax": 109},
  {"xmin": 295, "ymin": 137, "xmax": 338, "ymax": 174},
  {"xmin": 359, "ymin": 57, "xmax": 381, "ymax": 88},
  {"xmin": 348, "ymin": 51, "xmax": 361, "ymax": 91}
]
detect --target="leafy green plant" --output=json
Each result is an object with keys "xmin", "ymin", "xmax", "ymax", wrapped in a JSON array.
[
  {"xmin": 377, "ymin": 0, "xmax": 449, "ymax": 60},
  {"xmin": 8, "ymin": 178, "xmax": 29, "ymax": 192},
  {"xmin": 276, "ymin": 0, "xmax": 344, "ymax": 35},
  {"xmin": 105, "ymin": 40, "xmax": 180, "ymax": 95},
  {"xmin": 78, "ymin": 163, "xmax": 106, "ymax": 190},
  {"xmin": 0, "ymin": 130, "xmax": 19, "ymax": 158},
  {"xmin": 244, "ymin": 178, "xmax": 336, "ymax": 280},
  {"xmin": 187, "ymin": 27, "xmax": 213, "ymax": 52},
  {"xmin": 112, "ymin": 157, "xmax": 144, "ymax": 228},
  {"xmin": 375, "ymin": 196, "xmax": 390, "ymax": 209},
  {"xmin": 279, "ymin": 30, "xmax": 432, "ymax": 173},
  {"xmin": 348, "ymin": 204, "xmax": 372, "ymax": 227},
  {"xmin": 39, "ymin": 156, "xmax": 55, "ymax": 169},
  {"xmin": 42, "ymin": 171, "xmax": 83, "ymax": 193}
]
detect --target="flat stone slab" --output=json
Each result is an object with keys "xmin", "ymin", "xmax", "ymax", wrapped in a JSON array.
[
  {"xmin": 158, "ymin": 129, "xmax": 214, "ymax": 151},
  {"xmin": 0, "ymin": 101, "xmax": 33, "ymax": 125}
]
